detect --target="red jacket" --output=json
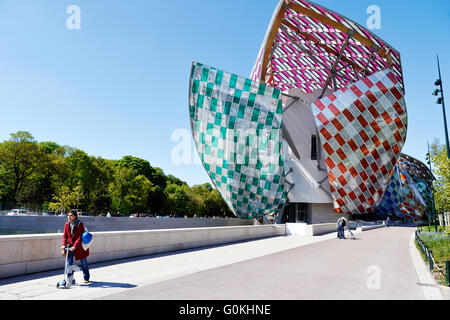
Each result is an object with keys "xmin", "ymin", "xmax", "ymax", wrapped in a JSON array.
[{"xmin": 62, "ymin": 220, "xmax": 90, "ymax": 260}]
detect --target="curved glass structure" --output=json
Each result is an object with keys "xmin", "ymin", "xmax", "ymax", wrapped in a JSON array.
[
  {"xmin": 311, "ymin": 69, "xmax": 407, "ymax": 214},
  {"xmin": 188, "ymin": 0, "xmax": 433, "ymax": 221},
  {"xmin": 189, "ymin": 62, "xmax": 289, "ymax": 219},
  {"xmin": 250, "ymin": 0, "xmax": 404, "ymax": 93}
]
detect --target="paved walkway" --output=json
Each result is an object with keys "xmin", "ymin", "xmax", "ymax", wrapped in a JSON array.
[{"xmin": 0, "ymin": 226, "xmax": 446, "ymax": 300}]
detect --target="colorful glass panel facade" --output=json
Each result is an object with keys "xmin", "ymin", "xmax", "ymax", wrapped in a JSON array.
[
  {"xmin": 250, "ymin": 0, "xmax": 404, "ymax": 94},
  {"xmin": 376, "ymin": 164, "xmax": 404, "ymax": 217},
  {"xmin": 311, "ymin": 69, "xmax": 407, "ymax": 215},
  {"xmin": 412, "ymin": 176, "xmax": 434, "ymax": 220},
  {"xmin": 189, "ymin": 62, "xmax": 288, "ymax": 219},
  {"xmin": 398, "ymin": 161, "xmax": 427, "ymax": 222},
  {"xmin": 188, "ymin": 0, "xmax": 435, "ymax": 221}
]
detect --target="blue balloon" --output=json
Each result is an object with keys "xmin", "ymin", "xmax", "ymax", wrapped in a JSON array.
[{"xmin": 82, "ymin": 232, "xmax": 92, "ymax": 244}]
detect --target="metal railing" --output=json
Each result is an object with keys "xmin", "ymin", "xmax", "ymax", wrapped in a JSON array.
[{"xmin": 415, "ymin": 229, "xmax": 450, "ymax": 287}]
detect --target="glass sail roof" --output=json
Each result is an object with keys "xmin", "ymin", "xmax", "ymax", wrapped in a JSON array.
[{"xmin": 251, "ymin": 0, "xmax": 404, "ymax": 94}]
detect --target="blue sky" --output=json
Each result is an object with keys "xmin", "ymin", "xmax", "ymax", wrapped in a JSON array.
[{"xmin": 0, "ymin": 0, "xmax": 449, "ymax": 186}]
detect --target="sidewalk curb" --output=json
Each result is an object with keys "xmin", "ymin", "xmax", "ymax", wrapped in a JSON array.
[{"xmin": 409, "ymin": 231, "xmax": 444, "ymax": 300}]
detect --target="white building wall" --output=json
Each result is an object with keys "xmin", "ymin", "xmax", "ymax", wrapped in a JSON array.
[
  {"xmin": 310, "ymin": 203, "xmax": 351, "ymax": 224},
  {"xmin": 282, "ymin": 88, "xmax": 333, "ymax": 205}
]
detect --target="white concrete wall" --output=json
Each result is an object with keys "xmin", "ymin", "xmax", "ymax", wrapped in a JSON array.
[
  {"xmin": 286, "ymin": 222, "xmax": 336, "ymax": 236},
  {"xmin": 357, "ymin": 224, "xmax": 385, "ymax": 232},
  {"xmin": 306, "ymin": 223, "xmax": 337, "ymax": 236},
  {"xmin": 310, "ymin": 203, "xmax": 350, "ymax": 224},
  {"xmin": 288, "ymin": 221, "xmax": 386, "ymax": 236},
  {"xmin": 0, "ymin": 225, "xmax": 285, "ymax": 279},
  {"xmin": 285, "ymin": 223, "xmax": 307, "ymax": 235},
  {"xmin": 0, "ymin": 216, "xmax": 256, "ymax": 234}
]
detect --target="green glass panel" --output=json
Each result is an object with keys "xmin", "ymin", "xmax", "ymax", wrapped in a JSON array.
[
  {"xmin": 215, "ymin": 70, "xmax": 223, "ymax": 85},
  {"xmin": 189, "ymin": 62, "xmax": 288, "ymax": 219},
  {"xmin": 258, "ymin": 83, "xmax": 266, "ymax": 95},
  {"xmin": 210, "ymin": 97, "xmax": 217, "ymax": 112},
  {"xmin": 251, "ymin": 108, "xmax": 260, "ymax": 122},
  {"xmin": 192, "ymin": 79, "xmax": 200, "ymax": 94},
  {"xmin": 229, "ymin": 74, "xmax": 238, "ymax": 88},
  {"xmin": 243, "ymin": 78, "xmax": 252, "ymax": 92},
  {"xmin": 201, "ymin": 68, "xmax": 209, "ymax": 82},
  {"xmin": 248, "ymin": 93, "xmax": 256, "ymax": 108},
  {"xmin": 265, "ymin": 111, "xmax": 274, "ymax": 126},
  {"xmin": 205, "ymin": 82, "xmax": 213, "ymax": 97},
  {"xmin": 224, "ymin": 101, "xmax": 232, "ymax": 115}
]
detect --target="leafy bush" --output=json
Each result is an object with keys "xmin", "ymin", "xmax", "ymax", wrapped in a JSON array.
[{"xmin": 418, "ymin": 231, "xmax": 450, "ymax": 262}]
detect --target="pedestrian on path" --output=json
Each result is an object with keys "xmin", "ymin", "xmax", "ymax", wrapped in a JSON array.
[
  {"xmin": 337, "ymin": 217, "xmax": 347, "ymax": 239},
  {"xmin": 60, "ymin": 209, "xmax": 90, "ymax": 285}
]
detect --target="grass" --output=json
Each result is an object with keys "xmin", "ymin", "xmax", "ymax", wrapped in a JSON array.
[
  {"xmin": 416, "ymin": 226, "xmax": 450, "ymax": 286},
  {"xmin": 419, "ymin": 225, "xmax": 450, "ymax": 236}
]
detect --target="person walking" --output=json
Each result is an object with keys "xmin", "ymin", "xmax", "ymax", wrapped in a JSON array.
[
  {"xmin": 336, "ymin": 217, "xmax": 347, "ymax": 239},
  {"xmin": 60, "ymin": 209, "xmax": 90, "ymax": 285}
]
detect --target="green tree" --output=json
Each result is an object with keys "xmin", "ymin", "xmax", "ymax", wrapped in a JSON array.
[
  {"xmin": 88, "ymin": 157, "xmax": 114, "ymax": 213},
  {"xmin": 203, "ymin": 188, "xmax": 232, "ymax": 217},
  {"xmin": 72, "ymin": 182, "xmax": 85, "ymax": 211},
  {"xmin": 65, "ymin": 150, "xmax": 113, "ymax": 212},
  {"xmin": 191, "ymin": 183, "xmax": 233, "ymax": 217},
  {"xmin": 109, "ymin": 167, "xmax": 136, "ymax": 214},
  {"xmin": 166, "ymin": 174, "xmax": 186, "ymax": 187},
  {"xmin": 116, "ymin": 156, "xmax": 168, "ymax": 214},
  {"xmin": 165, "ymin": 183, "xmax": 191, "ymax": 216},
  {"xmin": 117, "ymin": 156, "xmax": 153, "ymax": 179},
  {"xmin": 39, "ymin": 141, "xmax": 66, "ymax": 156},
  {"xmin": 0, "ymin": 131, "xmax": 234, "ymax": 219},
  {"xmin": 126, "ymin": 175, "xmax": 155, "ymax": 214},
  {"xmin": 0, "ymin": 165, "xmax": 13, "ymax": 200},
  {"xmin": 0, "ymin": 131, "xmax": 45, "ymax": 202},
  {"xmin": 32, "ymin": 141, "xmax": 70, "ymax": 205},
  {"xmin": 430, "ymin": 141, "xmax": 450, "ymax": 214},
  {"xmin": 149, "ymin": 167, "xmax": 167, "ymax": 187},
  {"xmin": 49, "ymin": 185, "xmax": 75, "ymax": 214}
]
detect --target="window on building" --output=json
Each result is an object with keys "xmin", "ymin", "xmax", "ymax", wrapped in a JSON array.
[
  {"xmin": 311, "ymin": 135, "xmax": 318, "ymax": 160},
  {"xmin": 296, "ymin": 203, "xmax": 308, "ymax": 222}
]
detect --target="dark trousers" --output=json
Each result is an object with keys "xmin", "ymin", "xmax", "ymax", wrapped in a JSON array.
[
  {"xmin": 337, "ymin": 226, "xmax": 345, "ymax": 239},
  {"xmin": 66, "ymin": 252, "xmax": 90, "ymax": 282}
]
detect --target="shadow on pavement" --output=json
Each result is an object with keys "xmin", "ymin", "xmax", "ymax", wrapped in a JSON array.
[
  {"xmin": 0, "ymin": 235, "xmax": 285, "ymax": 285},
  {"xmin": 0, "ymin": 268, "xmax": 64, "ymax": 285},
  {"xmin": 86, "ymin": 281, "xmax": 137, "ymax": 289},
  {"xmin": 88, "ymin": 235, "xmax": 284, "ymax": 269}
]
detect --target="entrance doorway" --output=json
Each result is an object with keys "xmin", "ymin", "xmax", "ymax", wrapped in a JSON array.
[{"xmin": 283, "ymin": 203, "xmax": 309, "ymax": 223}]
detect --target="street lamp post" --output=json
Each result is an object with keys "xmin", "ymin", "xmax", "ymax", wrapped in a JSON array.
[
  {"xmin": 433, "ymin": 55, "xmax": 449, "ymax": 159},
  {"xmin": 426, "ymin": 141, "xmax": 438, "ymax": 232}
]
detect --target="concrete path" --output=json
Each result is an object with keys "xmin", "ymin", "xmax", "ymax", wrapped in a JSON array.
[{"xmin": 0, "ymin": 226, "xmax": 445, "ymax": 300}]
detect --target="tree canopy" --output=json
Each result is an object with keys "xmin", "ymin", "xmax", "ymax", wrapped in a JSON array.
[
  {"xmin": 429, "ymin": 140, "xmax": 450, "ymax": 215},
  {"xmin": 0, "ymin": 131, "xmax": 233, "ymax": 217}
]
